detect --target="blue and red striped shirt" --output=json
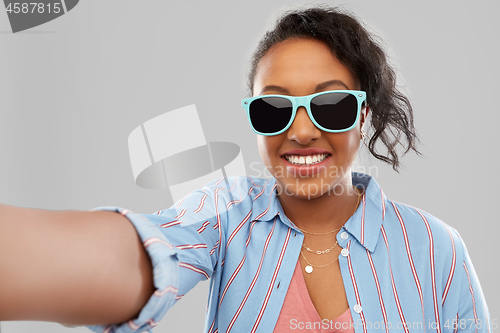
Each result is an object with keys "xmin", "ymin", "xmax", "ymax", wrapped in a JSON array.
[{"xmin": 86, "ymin": 172, "xmax": 491, "ymax": 333}]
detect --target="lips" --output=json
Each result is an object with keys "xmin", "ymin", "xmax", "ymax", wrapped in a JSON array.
[{"xmin": 282, "ymin": 148, "xmax": 331, "ymax": 156}]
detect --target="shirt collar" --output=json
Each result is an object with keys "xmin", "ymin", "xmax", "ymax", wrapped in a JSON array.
[
  {"xmin": 250, "ymin": 172, "xmax": 387, "ymax": 252},
  {"xmin": 249, "ymin": 177, "xmax": 282, "ymax": 224},
  {"xmin": 344, "ymin": 172, "xmax": 386, "ymax": 252}
]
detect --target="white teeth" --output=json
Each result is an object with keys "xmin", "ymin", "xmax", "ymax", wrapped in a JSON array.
[{"xmin": 284, "ymin": 153, "xmax": 328, "ymax": 166}]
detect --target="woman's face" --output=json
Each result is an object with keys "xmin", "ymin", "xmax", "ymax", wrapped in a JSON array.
[{"xmin": 253, "ymin": 37, "xmax": 367, "ymax": 200}]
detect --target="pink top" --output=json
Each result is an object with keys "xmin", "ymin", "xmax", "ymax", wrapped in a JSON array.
[{"xmin": 274, "ymin": 259, "xmax": 355, "ymax": 333}]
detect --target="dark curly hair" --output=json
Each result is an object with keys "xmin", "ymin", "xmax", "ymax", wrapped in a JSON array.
[{"xmin": 247, "ymin": 5, "xmax": 420, "ymax": 171}]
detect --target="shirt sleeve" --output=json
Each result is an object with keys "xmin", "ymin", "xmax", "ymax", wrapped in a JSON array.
[
  {"xmin": 84, "ymin": 185, "xmax": 224, "ymax": 333},
  {"xmin": 453, "ymin": 231, "xmax": 491, "ymax": 332}
]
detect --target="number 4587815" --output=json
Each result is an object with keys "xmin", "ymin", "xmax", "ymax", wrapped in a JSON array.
[{"xmin": 5, "ymin": 3, "xmax": 61, "ymax": 14}]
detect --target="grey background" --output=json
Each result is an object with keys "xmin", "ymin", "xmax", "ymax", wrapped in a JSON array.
[{"xmin": 0, "ymin": 0, "xmax": 498, "ymax": 332}]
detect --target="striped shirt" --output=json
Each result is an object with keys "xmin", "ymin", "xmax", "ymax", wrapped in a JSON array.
[{"xmin": 85, "ymin": 172, "xmax": 491, "ymax": 333}]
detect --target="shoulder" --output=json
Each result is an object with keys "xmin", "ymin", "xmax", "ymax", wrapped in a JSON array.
[
  {"xmin": 383, "ymin": 200, "xmax": 466, "ymax": 262},
  {"xmin": 387, "ymin": 200, "xmax": 455, "ymax": 232}
]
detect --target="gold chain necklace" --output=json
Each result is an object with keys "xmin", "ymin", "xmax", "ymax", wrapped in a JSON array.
[
  {"xmin": 301, "ymin": 186, "xmax": 362, "ymax": 274},
  {"xmin": 298, "ymin": 226, "xmax": 342, "ymax": 236},
  {"xmin": 300, "ymin": 249, "xmax": 339, "ymax": 273},
  {"xmin": 301, "ymin": 240, "xmax": 339, "ymax": 254}
]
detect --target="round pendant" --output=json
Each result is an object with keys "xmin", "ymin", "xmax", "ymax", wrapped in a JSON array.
[{"xmin": 305, "ymin": 265, "xmax": 313, "ymax": 273}]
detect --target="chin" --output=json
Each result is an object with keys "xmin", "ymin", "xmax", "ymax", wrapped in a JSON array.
[{"xmin": 276, "ymin": 177, "xmax": 335, "ymax": 200}]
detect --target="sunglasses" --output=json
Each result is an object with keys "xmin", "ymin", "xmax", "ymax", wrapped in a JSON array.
[{"xmin": 242, "ymin": 90, "xmax": 366, "ymax": 136}]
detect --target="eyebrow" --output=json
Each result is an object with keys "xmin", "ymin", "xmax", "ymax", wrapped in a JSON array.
[
  {"xmin": 259, "ymin": 85, "xmax": 290, "ymax": 95},
  {"xmin": 258, "ymin": 79, "xmax": 350, "ymax": 95},
  {"xmin": 315, "ymin": 79, "xmax": 349, "ymax": 91}
]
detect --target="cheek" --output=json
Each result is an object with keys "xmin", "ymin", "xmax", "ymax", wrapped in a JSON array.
[
  {"xmin": 330, "ymin": 131, "xmax": 360, "ymax": 157},
  {"xmin": 257, "ymin": 135, "xmax": 281, "ymax": 166},
  {"xmin": 346, "ymin": 131, "xmax": 360, "ymax": 149},
  {"xmin": 257, "ymin": 136, "xmax": 271, "ymax": 164}
]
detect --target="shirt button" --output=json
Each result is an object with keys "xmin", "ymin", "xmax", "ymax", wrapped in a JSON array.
[
  {"xmin": 340, "ymin": 232, "xmax": 348, "ymax": 240},
  {"xmin": 341, "ymin": 248, "xmax": 349, "ymax": 257},
  {"xmin": 353, "ymin": 304, "xmax": 362, "ymax": 313}
]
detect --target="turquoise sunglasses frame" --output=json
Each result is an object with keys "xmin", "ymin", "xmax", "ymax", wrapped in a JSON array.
[{"xmin": 241, "ymin": 90, "xmax": 367, "ymax": 136}]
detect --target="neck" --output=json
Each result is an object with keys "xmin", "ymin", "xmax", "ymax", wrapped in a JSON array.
[{"xmin": 277, "ymin": 173, "xmax": 360, "ymax": 233}]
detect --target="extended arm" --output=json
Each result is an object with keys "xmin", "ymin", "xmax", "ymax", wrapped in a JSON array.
[{"xmin": 0, "ymin": 203, "xmax": 155, "ymax": 326}]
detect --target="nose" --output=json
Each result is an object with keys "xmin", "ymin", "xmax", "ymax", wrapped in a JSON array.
[{"xmin": 286, "ymin": 106, "xmax": 321, "ymax": 145}]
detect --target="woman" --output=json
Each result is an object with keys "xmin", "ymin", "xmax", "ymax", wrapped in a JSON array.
[{"xmin": 0, "ymin": 5, "xmax": 490, "ymax": 333}]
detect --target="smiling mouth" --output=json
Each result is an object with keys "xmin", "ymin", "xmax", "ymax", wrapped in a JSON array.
[{"xmin": 283, "ymin": 153, "xmax": 330, "ymax": 166}]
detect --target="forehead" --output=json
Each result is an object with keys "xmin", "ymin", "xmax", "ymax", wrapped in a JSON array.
[{"xmin": 254, "ymin": 38, "xmax": 358, "ymax": 95}]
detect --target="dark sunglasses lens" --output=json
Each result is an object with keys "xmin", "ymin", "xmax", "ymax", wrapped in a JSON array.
[
  {"xmin": 311, "ymin": 93, "xmax": 358, "ymax": 131},
  {"xmin": 249, "ymin": 97, "xmax": 293, "ymax": 134}
]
